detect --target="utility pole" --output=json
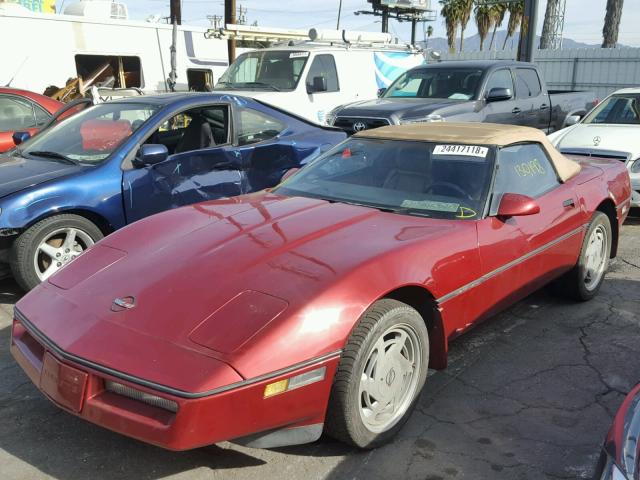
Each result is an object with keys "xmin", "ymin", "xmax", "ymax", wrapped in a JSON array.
[
  {"xmin": 381, "ymin": 8, "xmax": 389, "ymax": 33},
  {"xmin": 336, "ymin": 0, "xmax": 343, "ymax": 29},
  {"xmin": 169, "ymin": 0, "xmax": 181, "ymax": 25},
  {"xmin": 225, "ymin": 0, "xmax": 236, "ymax": 63},
  {"xmin": 517, "ymin": 0, "xmax": 539, "ymax": 62}
]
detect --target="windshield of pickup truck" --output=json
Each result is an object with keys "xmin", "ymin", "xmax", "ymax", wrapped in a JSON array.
[
  {"xmin": 275, "ymin": 138, "xmax": 494, "ymax": 220},
  {"xmin": 215, "ymin": 50, "xmax": 309, "ymax": 92},
  {"xmin": 383, "ymin": 68, "xmax": 483, "ymax": 100},
  {"xmin": 15, "ymin": 103, "xmax": 158, "ymax": 164},
  {"xmin": 583, "ymin": 93, "xmax": 640, "ymax": 125}
]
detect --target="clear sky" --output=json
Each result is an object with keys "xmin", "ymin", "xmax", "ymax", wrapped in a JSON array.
[{"xmin": 123, "ymin": 0, "xmax": 639, "ymax": 47}]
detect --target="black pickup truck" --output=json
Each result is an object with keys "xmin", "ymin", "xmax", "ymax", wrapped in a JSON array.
[{"xmin": 328, "ymin": 60, "xmax": 597, "ymax": 134}]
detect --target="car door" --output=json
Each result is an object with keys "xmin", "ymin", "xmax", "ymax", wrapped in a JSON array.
[
  {"xmin": 305, "ymin": 54, "xmax": 342, "ymax": 124},
  {"xmin": 121, "ymin": 102, "xmax": 246, "ymax": 223},
  {"xmin": 482, "ymin": 68, "xmax": 517, "ymax": 124},
  {"xmin": 471, "ymin": 142, "xmax": 584, "ymax": 321},
  {"xmin": 514, "ymin": 68, "xmax": 548, "ymax": 130}
]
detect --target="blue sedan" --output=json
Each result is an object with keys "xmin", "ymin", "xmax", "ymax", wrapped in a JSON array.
[{"xmin": 0, "ymin": 93, "xmax": 346, "ymax": 290}]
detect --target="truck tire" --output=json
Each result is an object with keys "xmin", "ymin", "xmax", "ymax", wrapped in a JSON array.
[
  {"xmin": 10, "ymin": 214, "xmax": 103, "ymax": 291},
  {"xmin": 324, "ymin": 299, "xmax": 429, "ymax": 448}
]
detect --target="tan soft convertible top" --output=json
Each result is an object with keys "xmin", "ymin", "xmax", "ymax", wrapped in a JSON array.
[{"xmin": 355, "ymin": 122, "xmax": 581, "ymax": 182}]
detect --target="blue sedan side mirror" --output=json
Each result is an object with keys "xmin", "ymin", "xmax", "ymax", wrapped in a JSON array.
[
  {"xmin": 133, "ymin": 144, "xmax": 169, "ymax": 168},
  {"xmin": 13, "ymin": 131, "xmax": 31, "ymax": 146}
]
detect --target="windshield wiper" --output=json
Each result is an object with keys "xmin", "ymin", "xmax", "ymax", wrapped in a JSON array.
[
  {"xmin": 28, "ymin": 151, "xmax": 79, "ymax": 165},
  {"xmin": 240, "ymin": 82, "xmax": 281, "ymax": 91},
  {"xmin": 323, "ymin": 198, "xmax": 432, "ymax": 218}
]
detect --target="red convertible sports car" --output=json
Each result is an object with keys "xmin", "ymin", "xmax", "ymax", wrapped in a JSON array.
[{"xmin": 11, "ymin": 123, "xmax": 632, "ymax": 450}]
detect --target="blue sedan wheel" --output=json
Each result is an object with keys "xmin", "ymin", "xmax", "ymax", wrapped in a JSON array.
[{"xmin": 10, "ymin": 214, "xmax": 104, "ymax": 291}]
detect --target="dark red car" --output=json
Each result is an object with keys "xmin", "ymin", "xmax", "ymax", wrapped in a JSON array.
[
  {"xmin": 0, "ymin": 87, "xmax": 63, "ymax": 152},
  {"xmin": 594, "ymin": 383, "xmax": 640, "ymax": 479},
  {"xmin": 11, "ymin": 123, "xmax": 632, "ymax": 451}
]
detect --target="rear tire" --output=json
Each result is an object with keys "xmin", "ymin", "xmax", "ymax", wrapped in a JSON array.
[
  {"xmin": 10, "ymin": 214, "xmax": 103, "ymax": 291},
  {"xmin": 324, "ymin": 299, "xmax": 429, "ymax": 449},
  {"xmin": 552, "ymin": 211, "xmax": 611, "ymax": 301}
]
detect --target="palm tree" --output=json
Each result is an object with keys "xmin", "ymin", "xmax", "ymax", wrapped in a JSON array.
[
  {"xmin": 502, "ymin": 0, "xmax": 524, "ymax": 50},
  {"xmin": 439, "ymin": 0, "xmax": 460, "ymax": 53},
  {"xmin": 488, "ymin": 3, "xmax": 507, "ymax": 51},
  {"xmin": 458, "ymin": 0, "xmax": 474, "ymax": 52},
  {"xmin": 425, "ymin": 24, "xmax": 434, "ymax": 51},
  {"xmin": 602, "ymin": 0, "xmax": 625, "ymax": 48},
  {"xmin": 540, "ymin": 0, "xmax": 560, "ymax": 49},
  {"xmin": 474, "ymin": 3, "xmax": 493, "ymax": 51}
]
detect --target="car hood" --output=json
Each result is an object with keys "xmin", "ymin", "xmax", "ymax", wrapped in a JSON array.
[
  {"xmin": 18, "ymin": 193, "xmax": 463, "ymax": 382},
  {"xmin": 551, "ymin": 124, "xmax": 640, "ymax": 159},
  {"xmin": 336, "ymin": 97, "xmax": 472, "ymax": 118},
  {"xmin": 0, "ymin": 153, "xmax": 83, "ymax": 199}
]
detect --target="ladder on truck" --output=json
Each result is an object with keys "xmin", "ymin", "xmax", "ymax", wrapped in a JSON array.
[{"xmin": 205, "ymin": 25, "xmax": 420, "ymax": 52}]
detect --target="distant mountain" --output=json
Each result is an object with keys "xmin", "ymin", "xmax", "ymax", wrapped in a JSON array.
[{"xmin": 418, "ymin": 29, "xmax": 605, "ymax": 52}]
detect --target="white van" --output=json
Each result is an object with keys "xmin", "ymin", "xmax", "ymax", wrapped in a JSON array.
[
  {"xmin": 1, "ymin": 1, "xmax": 230, "ymax": 96},
  {"xmin": 213, "ymin": 29, "xmax": 425, "ymax": 125}
]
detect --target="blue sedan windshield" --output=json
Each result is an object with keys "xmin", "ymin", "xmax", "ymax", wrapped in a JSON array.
[{"xmin": 19, "ymin": 102, "xmax": 158, "ymax": 164}]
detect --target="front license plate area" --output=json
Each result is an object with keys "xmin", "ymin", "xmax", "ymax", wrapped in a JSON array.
[{"xmin": 40, "ymin": 352, "xmax": 88, "ymax": 413}]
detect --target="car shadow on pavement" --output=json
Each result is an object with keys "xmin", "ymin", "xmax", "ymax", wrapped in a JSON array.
[{"xmin": 0, "ymin": 278, "xmax": 22, "ymax": 307}]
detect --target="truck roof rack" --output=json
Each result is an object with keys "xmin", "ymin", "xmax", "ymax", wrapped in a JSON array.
[{"xmin": 205, "ymin": 25, "xmax": 420, "ymax": 52}]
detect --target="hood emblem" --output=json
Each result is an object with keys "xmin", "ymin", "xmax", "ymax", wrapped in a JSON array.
[
  {"xmin": 593, "ymin": 136, "xmax": 602, "ymax": 146},
  {"xmin": 112, "ymin": 296, "xmax": 136, "ymax": 312},
  {"xmin": 353, "ymin": 121, "xmax": 367, "ymax": 132}
]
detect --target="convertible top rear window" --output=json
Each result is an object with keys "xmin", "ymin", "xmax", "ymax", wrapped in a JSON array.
[{"xmin": 275, "ymin": 138, "xmax": 495, "ymax": 220}]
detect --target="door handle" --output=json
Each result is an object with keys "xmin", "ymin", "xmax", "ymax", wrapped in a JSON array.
[
  {"xmin": 540, "ymin": 104, "xmax": 549, "ymax": 110},
  {"xmin": 512, "ymin": 108, "xmax": 521, "ymax": 114},
  {"xmin": 562, "ymin": 198, "xmax": 576, "ymax": 208}
]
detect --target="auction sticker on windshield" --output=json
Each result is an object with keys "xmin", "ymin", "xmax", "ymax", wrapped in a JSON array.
[
  {"xmin": 289, "ymin": 52, "xmax": 310, "ymax": 58},
  {"xmin": 433, "ymin": 145, "xmax": 488, "ymax": 157}
]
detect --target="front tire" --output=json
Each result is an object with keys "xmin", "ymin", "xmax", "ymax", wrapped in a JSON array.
[
  {"xmin": 553, "ymin": 211, "xmax": 612, "ymax": 301},
  {"xmin": 10, "ymin": 214, "xmax": 103, "ymax": 291},
  {"xmin": 325, "ymin": 299, "xmax": 429, "ymax": 448}
]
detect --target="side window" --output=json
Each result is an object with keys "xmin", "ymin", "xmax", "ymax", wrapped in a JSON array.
[
  {"xmin": 141, "ymin": 105, "xmax": 229, "ymax": 157},
  {"xmin": 485, "ymin": 69, "xmax": 514, "ymax": 96},
  {"xmin": 0, "ymin": 96, "xmax": 36, "ymax": 131},
  {"xmin": 491, "ymin": 143, "xmax": 560, "ymax": 212},
  {"xmin": 237, "ymin": 109, "xmax": 285, "ymax": 146},
  {"xmin": 306, "ymin": 54, "xmax": 339, "ymax": 93},
  {"xmin": 34, "ymin": 104, "xmax": 52, "ymax": 127},
  {"xmin": 515, "ymin": 68, "xmax": 542, "ymax": 99},
  {"xmin": 187, "ymin": 69, "xmax": 213, "ymax": 92}
]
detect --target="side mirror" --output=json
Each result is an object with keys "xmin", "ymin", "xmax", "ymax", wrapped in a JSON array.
[
  {"xmin": 565, "ymin": 115, "xmax": 581, "ymax": 126},
  {"xmin": 486, "ymin": 87, "xmax": 513, "ymax": 102},
  {"xmin": 496, "ymin": 193, "xmax": 540, "ymax": 218},
  {"xmin": 377, "ymin": 87, "xmax": 387, "ymax": 98},
  {"xmin": 308, "ymin": 76, "xmax": 327, "ymax": 94},
  {"xmin": 133, "ymin": 144, "xmax": 169, "ymax": 168},
  {"xmin": 12, "ymin": 131, "xmax": 31, "ymax": 146},
  {"xmin": 281, "ymin": 167, "xmax": 300, "ymax": 183}
]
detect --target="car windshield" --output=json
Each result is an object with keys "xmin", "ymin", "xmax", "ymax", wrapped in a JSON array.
[
  {"xmin": 275, "ymin": 138, "xmax": 495, "ymax": 220},
  {"xmin": 583, "ymin": 94, "xmax": 640, "ymax": 125},
  {"xmin": 383, "ymin": 68, "xmax": 483, "ymax": 101},
  {"xmin": 18, "ymin": 102, "xmax": 158, "ymax": 164},
  {"xmin": 215, "ymin": 50, "xmax": 309, "ymax": 92}
]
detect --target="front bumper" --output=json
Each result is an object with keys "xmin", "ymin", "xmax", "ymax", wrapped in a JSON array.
[{"xmin": 11, "ymin": 314, "xmax": 340, "ymax": 451}]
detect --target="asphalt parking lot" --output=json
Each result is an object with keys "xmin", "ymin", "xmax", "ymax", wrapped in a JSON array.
[{"xmin": 1, "ymin": 212, "xmax": 639, "ymax": 480}]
